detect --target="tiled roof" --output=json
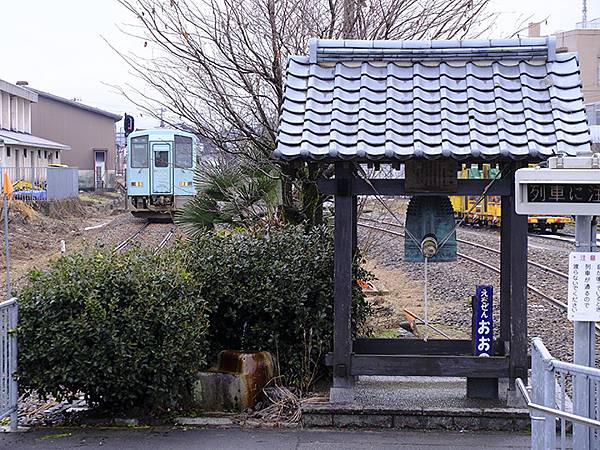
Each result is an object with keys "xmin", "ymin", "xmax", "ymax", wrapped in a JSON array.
[{"xmin": 274, "ymin": 38, "xmax": 590, "ymax": 161}]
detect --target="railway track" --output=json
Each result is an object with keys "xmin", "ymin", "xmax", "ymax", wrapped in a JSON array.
[
  {"xmin": 115, "ymin": 222, "xmax": 151, "ymax": 252},
  {"xmin": 358, "ymin": 219, "xmax": 580, "ymax": 318},
  {"xmin": 154, "ymin": 227, "xmax": 177, "ymax": 254},
  {"xmin": 361, "ymin": 217, "xmax": 569, "ymax": 280},
  {"xmin": 115, "ymin": 222, "xmax": 176, "ymax": 253},
  {"xmin": 533, "ymin": 231, "xmax": 600, "ymax": 247}
]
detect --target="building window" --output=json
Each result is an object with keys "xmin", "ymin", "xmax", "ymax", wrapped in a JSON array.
[
  {"xmin": 6, "ymin": 147, "xmax": 10, "ymax": 158},
  {"xmin": 38, "ymin": 150, "xmax": 41, "ymax": 158},
  {"xmin": 56, "ymin": 151, "xmax": 59, "ymax": 159},
  {"xmin": 24, "ymin": 148, "xmax": 27, "ymax": 158},
  {"xmin": 44, "ymin": 151, "xmax": 48, "ymax": 159}
]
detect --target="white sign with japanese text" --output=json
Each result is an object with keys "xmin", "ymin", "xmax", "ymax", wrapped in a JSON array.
[
  {"xmin": 515, "ymin": 167, "xmax": 600, "ymax": 216},
  {"xmin": 568, "ymin": 252, "xmax": 600, "ymax": 322}
]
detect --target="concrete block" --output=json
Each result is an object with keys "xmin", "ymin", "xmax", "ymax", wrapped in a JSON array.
[
  {"xmin": 453, "ymin": 416, "xmax": 481, "ymax": 430},
  {"xmin": 329, "ymin": 387, "xmax": 354, "ymax": 403},
  {"xmin": 393, "ymin": 415, "xmax": 423, "ymax": 429},
  {"xmin": 507, "ymin": 387, "xmax": 527, "ymax": 408},
  {"xmin": 192, "ymin": 351, "xmax": 274, "ymax": 412},
  {"xmin": 427, "ymin": 407, "xmax": 483, "ymax": 417},
  {"xmin": 513, "ymin": 418, "xmax": 531, "ymax": 431},
  {"xmin": 333, "ymin": 414, "xmax": 393, "ymax": 428},
  {"xmin": 466, "ymin": 378, "xmax": 498, "ymax": 400},
  {"xmin": 424, "ymin": 416, "xmax": 454, "ymax": 430},
  {"xmin": 192, "ymin": 372, "xmax": 248, "ymax": 412},
  {"xmin": 479, "ymin": 417, "xmax": 513, "ymax": 431},
  {"xmin": 175, "ymin": 417, "xmax": 234, "ymax": 426},
  {"xmin": 302, "ymin": 413, "xmax": 333, "ymax": 427}
]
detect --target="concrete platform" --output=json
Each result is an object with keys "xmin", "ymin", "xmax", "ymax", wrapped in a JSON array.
[{"xmin": 302, "ymin": 376, "xmax": 530, "ymax": 431}]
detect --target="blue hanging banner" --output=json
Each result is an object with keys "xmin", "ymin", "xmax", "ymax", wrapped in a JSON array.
[{"xmin": 474, "ymin": 285, "xmax": 493, "ymax": 357}]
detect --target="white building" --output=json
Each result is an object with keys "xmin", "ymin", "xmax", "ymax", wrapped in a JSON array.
[{"xmin": 0, "ymin": 79, "xmax": 69, "ymax": 182}]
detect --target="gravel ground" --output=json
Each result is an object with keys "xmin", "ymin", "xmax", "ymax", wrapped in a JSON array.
[
  {"xmin": 77, "ymin": 214, "xmax": 178, "ymax": 252},
  {"xmin": 360, "ymin": 218, "xmax": 590, "ymax": 368}
]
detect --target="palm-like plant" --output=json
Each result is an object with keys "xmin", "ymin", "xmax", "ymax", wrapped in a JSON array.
[{"xmin": 176, "ymin": 157, "xmax": 281, "ymax": 236}]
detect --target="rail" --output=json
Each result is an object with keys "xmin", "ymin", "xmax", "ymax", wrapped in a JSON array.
[
  {"xmin": 519, "ymin": 337, "xmax": 600, "ymax": 450},
  {"xmin": 357, "ymin": 221, "xmax": 575, "ymax": 315},
  {"xmin": 154, "ymin": 227, "xmax": 176, "ymax": 254},
  {"xmin": 115, "ymin": 222, "xmax": 151, "ymax": 252},
  {"xmin": 0, "ymin": 298, "xmax": 18, "ymax": 431}
]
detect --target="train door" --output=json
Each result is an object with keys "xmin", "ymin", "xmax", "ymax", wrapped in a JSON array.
[{"xmin": 151, "ymin": 142, "xmax": 172, "ymax": 194}]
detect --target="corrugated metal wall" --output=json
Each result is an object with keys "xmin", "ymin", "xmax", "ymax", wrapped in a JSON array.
[{"xmin": 47, "ymin": 167, "xmax": 79, "ymax": 200}]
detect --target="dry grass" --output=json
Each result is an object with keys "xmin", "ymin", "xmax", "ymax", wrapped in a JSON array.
[{"xmin": 253, "ymin": 379, "xmax": 326, "ymax": 424}]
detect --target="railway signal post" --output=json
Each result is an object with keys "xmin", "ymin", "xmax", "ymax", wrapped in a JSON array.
[{"xmin": 516, "ymin": 154, "xmax": 600, "ymax": 449}]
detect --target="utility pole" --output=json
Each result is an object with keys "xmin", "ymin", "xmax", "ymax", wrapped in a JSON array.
[
  {"xmin": 159, "ymin": 107, "xmax": 165, "ymax": 128},
  {"xmin": 583, "ymin": 0, "xmax": 588, "ymax": 28}
]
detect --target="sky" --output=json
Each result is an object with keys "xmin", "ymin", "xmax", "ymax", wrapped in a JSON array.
[{"xmin": 0, "ymin": 0, "xmax": 598, "ymax": 131}]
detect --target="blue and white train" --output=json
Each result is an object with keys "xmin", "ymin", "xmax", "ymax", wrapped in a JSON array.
[{"xmin": 127, "ymin": 128, "xmax": 198, "ymax": 219}]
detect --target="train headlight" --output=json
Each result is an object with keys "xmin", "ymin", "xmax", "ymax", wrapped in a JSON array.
[
  {"xmin": 179, "ymin": 181, "xmax": 192, "ymax": 187},
  {"xmin": 131, "ymin": 181, "xmax": 143, "ymax": 187}
]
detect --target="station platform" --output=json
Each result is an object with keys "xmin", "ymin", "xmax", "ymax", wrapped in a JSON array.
[{"xmin": 302, "ymin": 376, "xmax": 530, "ymax": 431}]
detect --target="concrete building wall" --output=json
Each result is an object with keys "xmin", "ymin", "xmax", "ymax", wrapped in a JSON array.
[
  {"xmin": 0, "ymin": 93, "xmax": 9, "ymax": 130},
  {"xmin": 556, "ymin": 29, "xmax": 600, "ymax": 104},
  {"xmin": 0, "ymin": 91, "xmax": 32, "ymax": 134},
  {"xmin": 30, "ymin": 96, "xmax": 116, "ymax": 189},
  {"xmin": 0, "ymin": 145, "xmax": 60, "ymax": 169}
]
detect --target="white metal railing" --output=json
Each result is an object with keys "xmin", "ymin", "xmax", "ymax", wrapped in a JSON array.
[
  {"xmin": 0, "ymin": 298, "xmax": 18, "ymax": 430},
  {"xmin": 518, "ymin": 337, "xmax": 600, "ymax": 450}
]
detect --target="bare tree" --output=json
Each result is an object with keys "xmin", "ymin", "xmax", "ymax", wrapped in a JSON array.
[{"xmin": 112, "ymin": 0, "xmax": 495, "ymax": 222}]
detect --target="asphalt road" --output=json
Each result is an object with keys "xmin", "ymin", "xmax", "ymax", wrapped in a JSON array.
[{"xmin": 1, "ymin": 427, "xmax": 534, "ymax": 450}]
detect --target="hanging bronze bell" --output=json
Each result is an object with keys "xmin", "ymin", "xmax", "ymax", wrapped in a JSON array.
[{"xmin": 404, "ymin": 195, "xmax": 457, "ymax": 262}]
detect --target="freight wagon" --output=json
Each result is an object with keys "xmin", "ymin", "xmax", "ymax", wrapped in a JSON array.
[{"xmin": 450, "ymin": 164, "xmax": 571, "ymax": 233}]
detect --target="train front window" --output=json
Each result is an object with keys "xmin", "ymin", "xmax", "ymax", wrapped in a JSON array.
[
  {"xmin": 155, "ymin": 150, "xmax": 169, "ymax": 167},
  {"xmin": 130, "ymin": 135, "xmax": 148, "ymax": 168},
  {"xmin": 174, "ymin": 135, "xmax": 193, "ymax": 168}
]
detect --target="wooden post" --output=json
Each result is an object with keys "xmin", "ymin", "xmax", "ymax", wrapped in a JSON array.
[
  {"xmin": 351, "ymin": 195, "xmax": 358, "ymax": 256},
  {"xmin": 331, "ymin": 163, "xmax": 354, "ymax": 400},
  {"xmin": 500, "ymin": 164, "xmax": 512, "ymax": 344},
  {"xmin": 509, "ymin": 162, "xmax": 529, "ymax": 385}
]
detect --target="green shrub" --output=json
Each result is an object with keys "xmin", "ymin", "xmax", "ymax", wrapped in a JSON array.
[
  {"xmin": 17, "ymin": 247, "xmax": 210, "ymax": 411},
  {"xmin": 178, "ymin": 225, "xmax": 372, "ymax": 390}
]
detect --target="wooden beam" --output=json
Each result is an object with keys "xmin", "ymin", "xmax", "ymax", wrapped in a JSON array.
[
  {"xmin": 350, "ymin": 355, "xmax": 510, "ymax": 378},
  {"xmin": 509, "ymin": 162, "xmax": 529, "ymax": 383},
  {"xmin": 351, "ymin": 195, "xmax": 358, "ymax": 256},
  {"xmin": 500, "ymin": 164, "xmax": 512, "ymax": 343},
  {"xmin": 317, "ymin": 178, "xmax": 511, "ymax": 196},
  {"xmin": 332, "ymin": 163, "xmax": 354, "ymax": 389},
  {"xmin": 353, "ymin": 338, "xmax": 473, "ymax": 355}
]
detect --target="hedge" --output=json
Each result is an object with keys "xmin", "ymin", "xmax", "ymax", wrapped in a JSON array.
[
  {"xmin": 17, "ymin": 225, "xmax": 372, "ymax": 411},
  {"xmin": 178, "ymin": 225, "xmax": 372, "ymax": 390},
  {"xmin": 17, "ymin": 248, "xmax": 210, "ymax": 411}
]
